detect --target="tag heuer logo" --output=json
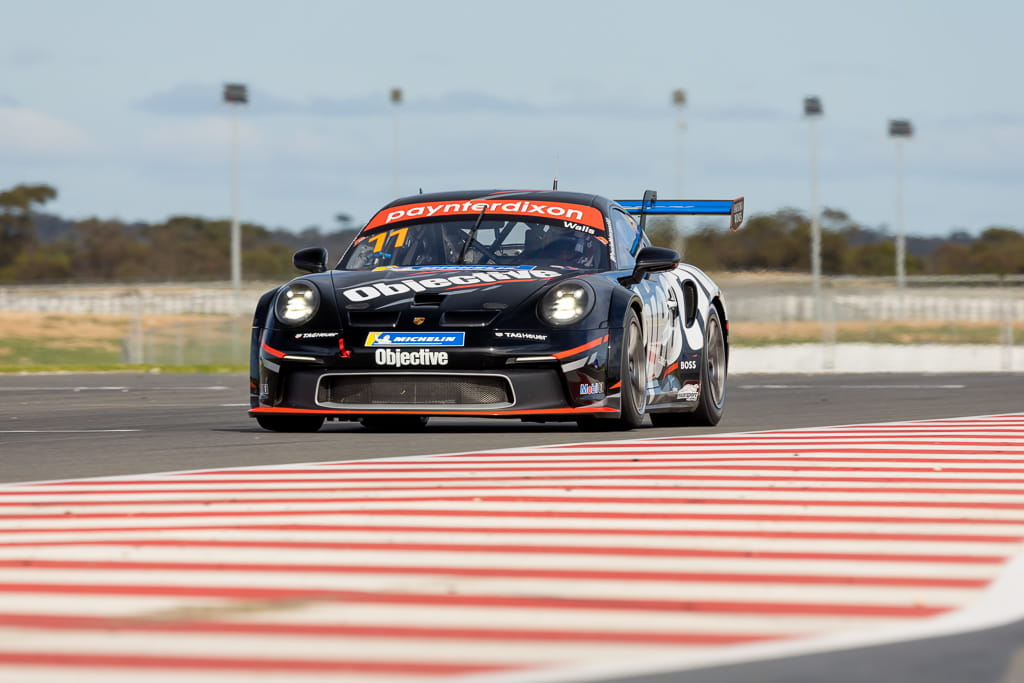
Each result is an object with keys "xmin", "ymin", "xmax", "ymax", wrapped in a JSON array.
[{"xmin": 413, "ymin": 317, "xmax": 425, "ymax": 326}]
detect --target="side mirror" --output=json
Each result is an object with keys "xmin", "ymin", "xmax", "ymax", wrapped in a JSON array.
[
  {"xmin": 624, "ymin": 246, "xmax": 679, "ymax": 284},
  {"xmin": 293, "ymin": 247, "xmax": 328, "ymax": 273}
]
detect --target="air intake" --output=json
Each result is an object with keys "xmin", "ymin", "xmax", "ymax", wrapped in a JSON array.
[{"xmin": 317, "ymin": 373, "xmax": 513, "ymax": 409}]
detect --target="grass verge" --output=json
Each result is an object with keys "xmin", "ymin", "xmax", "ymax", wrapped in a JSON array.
[{"xmin": 0, "ymin": 313, "xmax": 1019, "ymax": 373}]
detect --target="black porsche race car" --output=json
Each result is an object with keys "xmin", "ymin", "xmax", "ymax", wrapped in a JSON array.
[{"xmin": 249, "ymin": 189, "xmax": 743, "ymax": 432}]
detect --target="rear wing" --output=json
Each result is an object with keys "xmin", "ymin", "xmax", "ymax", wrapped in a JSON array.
[{"xmin": 617, "ymin": 191, "xmax": 744, "ymax": 232}]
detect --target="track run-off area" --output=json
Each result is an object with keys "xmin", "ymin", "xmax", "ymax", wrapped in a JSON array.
[{"xmin": 1, "ymin": 413, "xmax": 1024, "ymax": 682}]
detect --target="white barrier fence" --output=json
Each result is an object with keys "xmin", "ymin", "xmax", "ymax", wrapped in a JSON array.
[
  {"xmin": 720, "ymin": 275, "xmax": 1024, "ymax": 372},
  {"xmin": 3, "ymin": 277, "xmax": 1022, "ymax": 322},
  {"xmin": 1, "ymin": 277, "xmax": 1022, "ymax": 367},
  {"xmin": 0, "ymin": 283, "xmax": 270, "ymax": 317},
  {"xmin": 720, "ymin": 274, "xmax": 1024, "ymax": 323},
  {"xmin": 727, "ymin": 291, "xmax": 1024, "ymax": 324}
]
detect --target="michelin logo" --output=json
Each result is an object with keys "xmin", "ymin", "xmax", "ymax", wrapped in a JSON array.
[{"xmin": 366, "ymin": 332, "xmax": 465, "ymax": 347}]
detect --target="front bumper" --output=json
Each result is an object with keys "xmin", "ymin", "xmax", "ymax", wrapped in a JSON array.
[{"xmin": 249, "ymin": 328, "xmax": 619, "ymax": 421}]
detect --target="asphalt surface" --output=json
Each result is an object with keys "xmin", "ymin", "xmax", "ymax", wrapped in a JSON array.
[
  {"xmin": 2, "ymin": 370, "xmax": 1024, "ymax": 682},
  {"xmin": 0, "ymin": 371, "xmax": 1022, "ymax": 483},
  {"xmin": 598, "ymin": 620, "xmax": 1024, "ymax": 683}
]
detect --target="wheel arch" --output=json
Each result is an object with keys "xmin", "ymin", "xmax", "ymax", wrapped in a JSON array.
[
  {"xmin": 605, "ymin": 288, "xmax": 645, "ymax": 391},
  {"xmin": 711, "ymin": 295, "xmax": 729, "ymax": 367},
  {"xmin": 249, "ymin": 287, "xmax": 280, "ymax": 407}
]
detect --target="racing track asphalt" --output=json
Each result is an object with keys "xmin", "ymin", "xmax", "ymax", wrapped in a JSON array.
[
  {"xmin": 2, "ymin": 370, "xmax": 1024, "ymax": 683},
  {"xmin": 595, "ymin": 617, "xmax": 1024, "ymax": 683},
  {"xmin": 0, "ymin": 371, "xmax": 1022, "ymax": 484}
]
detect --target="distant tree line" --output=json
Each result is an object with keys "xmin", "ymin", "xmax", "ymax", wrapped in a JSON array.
[
  {"xmin": 0, "ymin": 184, "xmax": 358, "ymax": 283},
  {"xmin": 1, "ymin": 183, "xmax": 1022, "ymax": 283},
  {"xmin": 648, "ymin": 207, "xmax": 1024, "ymax": 276}
]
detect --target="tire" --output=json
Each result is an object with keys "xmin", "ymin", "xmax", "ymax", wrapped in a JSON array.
[
  {"xmin": 360, "ymin": 415, "xmax": 429, "ymax": 432},
  {"xmin": 578, "ymin": 309, "xmax": 646, "ymax": 431},
  {"xmin": 255, "ymin": 414, "xmax": 325, "ymax": 432},
  {"xmin": 650, "ymin": 305, "xmax": 726, "ymax": 427}
]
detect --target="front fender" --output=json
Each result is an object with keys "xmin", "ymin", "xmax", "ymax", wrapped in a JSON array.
[
  {"xmin": 605, "ymin": 285, "xmax": 643, "ymax": 395},
  {"xmin": 250, "ymin": 288, "xmax": 279, "ymax": 407}
]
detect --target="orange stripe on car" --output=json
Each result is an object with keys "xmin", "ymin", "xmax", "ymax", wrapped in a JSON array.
[
  {"xmin": 261, "ymin": 343, "xmax": 287, "ymax": 358},
  {"xmin": 249, "ymin": 406, "xmax": 617, "ymax": 416},
  {"xmin": 553, "ymin": 335, "xmax": 608, "ymax": 360}
]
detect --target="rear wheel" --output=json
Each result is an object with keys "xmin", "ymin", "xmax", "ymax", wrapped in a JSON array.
[
  {"xmin": 578, "ymin": 309, "xmax": 646, "ymax": 431},
  {"xmin": 650, "ymin": 305, "xmax": 726, "ymax": 427},
  {"xmin": 255, "ymin": 414, "xmax": 325, "ymax": 432}
]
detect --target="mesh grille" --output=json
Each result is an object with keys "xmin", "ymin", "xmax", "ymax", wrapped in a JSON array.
[{"xmin": 318, "ymin": 374, "xmax": 512, "ymax": 407}]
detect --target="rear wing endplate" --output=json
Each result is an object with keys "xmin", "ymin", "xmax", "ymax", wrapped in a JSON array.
[{"xmin": 617, "ymin": 191, "xmax": 744, "ymax": 232}]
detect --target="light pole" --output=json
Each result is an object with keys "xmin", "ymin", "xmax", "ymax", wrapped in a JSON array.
[
  {"xmin": 391, "ymin": 87, "xmax": 403, "ymax": 197},
  {"xmin": 223, "ymin": 83, "xmax": 248, "ymax": 295},
  {"xmin": 804, "ymin": 96, "xmax": 823, "ymax": 320},
  {"xmin": 671, "ymin": 88, "xmax": 687, "ymax": 253},
  {"xmin": 888, "ymin": 119, "xmax": 913, "ymax": 294}
]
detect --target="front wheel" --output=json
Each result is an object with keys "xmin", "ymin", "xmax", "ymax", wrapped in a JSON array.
[
  {"xmin": 578, "ymin": 309, "xmax": 646, "ymax": 431},
  {"xmin": 255, "ymin": 414, "xmax": 325, "ymax": 432}
]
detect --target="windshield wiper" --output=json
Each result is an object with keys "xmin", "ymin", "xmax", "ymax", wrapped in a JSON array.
[{"xmin": 457, "ymin": 206, "xmax": 488, "ymax": 264}]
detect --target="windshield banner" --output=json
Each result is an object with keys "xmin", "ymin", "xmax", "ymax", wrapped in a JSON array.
[{"xmin": 365, "ymin": 199, "xmax": 606, "ymax": 232}]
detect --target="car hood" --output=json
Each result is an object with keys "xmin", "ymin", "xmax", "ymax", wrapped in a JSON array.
[{"xmin": 328, "ymin": 266, "xmax": 571, "ymax": 314}]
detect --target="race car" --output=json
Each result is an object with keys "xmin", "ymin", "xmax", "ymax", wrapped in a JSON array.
[{"xmin": 249, "ymin": 188, "xmax": 743, "ymax": 432}]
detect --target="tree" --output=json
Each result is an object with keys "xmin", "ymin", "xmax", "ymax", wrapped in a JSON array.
[
  {"xmin": 729, "ymin": 209, "xmax": 808, "ymax": 271},
  {"xmin": 967, "ymin": 228, "xmax": 1024, "ymax": 274},
  {"xmin": 0, "ymin": 183, "xmax": 57, "ymax": 268},
  {"xmin": 4, "ymin": 241, "xmax": 74, "ymax": 283},
  {"xmin": 644, "ymin": 217, "xmax": 678, "ymax": 250},
  {"xmin": 842, "ymin": 241, "xmax": 895, "ymax": 276},
  {"xmin": 0, "ymin": 181, "xmax": 1021, "ymax": 283},
  {"xmin": 72, "ymin": 219, "xmax": 150, "ymax": 281},
  {"xmin": 678, "ymin": 226, "xmax": 727, "ymax": 271},
  {"xmin": 929, "ymin": 242, "xmax": 971, "ymax": 275}
]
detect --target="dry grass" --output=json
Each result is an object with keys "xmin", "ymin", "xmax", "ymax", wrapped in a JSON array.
[
  {"xmin": 0, "ymin": 312, "xmax": 1019, "ymax": 369},
  {"xmin": 0, "ymin": 313, "xmax": 247, "ymax": 367},
  {"xmin": 730, "ymin": 320, "xmax": 1021, "ymax": 346},
  {"xmin": 0, "ymin": 312, "xmax": 243, "ymax": 341}
]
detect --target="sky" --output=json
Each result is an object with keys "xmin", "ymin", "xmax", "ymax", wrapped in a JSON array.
[{"xmin": 1, "ymin": 0, "xmax": 1021, "ymax": 237}]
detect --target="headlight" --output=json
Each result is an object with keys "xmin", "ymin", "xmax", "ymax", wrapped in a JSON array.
[
  {"xmin": 538, "ymin": 280, "xmax": 594, "ymax": 326},
  {"xmin": 274, "ymin": 281, "xmax": 320, "ymax": 326}
]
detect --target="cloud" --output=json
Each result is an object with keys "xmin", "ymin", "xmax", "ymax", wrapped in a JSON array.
[
  {"xmin": 307, "ymin": 93, "xmax": 388, "ymax": 116},
  {"xmin": 138, "ymin": 83, "xmax": 534, "ymax": 117},
  {"xmin": 134, "ymin": 116, "xmax": 272, "ymax": 166},
  {"xmin": 413, "ymin": 90, "xmax": 537, "ymax": 115},
  {"xmin": 136, "ymin": 83, "xmax": 304, "ymax": 116},
  {"xmin": 937, "ymin": 112, "xmax": 1024, "ymax": 127},
  {"xmin": 136, "ymin": 83, "xmax": 686, "ymax": 120},
  {"xmin": 698, "ymin": 105, "xmax": 791, "ymax": 124},
  {"xmin": 0, "ymin": 105, "xmax": 93, "ymax": 158},
  {"xmin": 133, "ymin": 115, "xmax": 379, "ymax": 169},
  {"xmin": 7, "ymin": 45, "xmax": 51, "ymax": 67}
]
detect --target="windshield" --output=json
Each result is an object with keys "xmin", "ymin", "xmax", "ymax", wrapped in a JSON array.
[{"xmin": 339, "ymin": 216, "xmax": 610, "ymax": 271}]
